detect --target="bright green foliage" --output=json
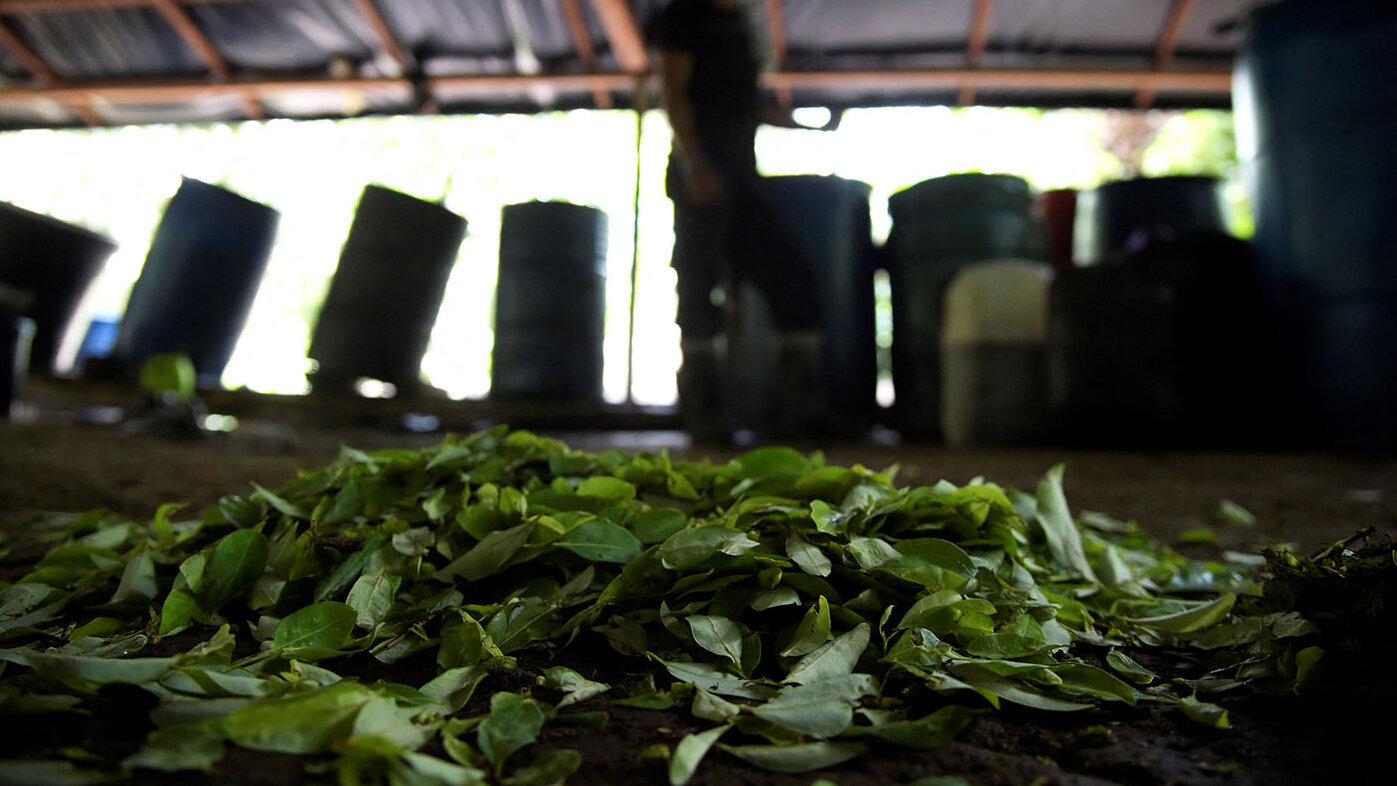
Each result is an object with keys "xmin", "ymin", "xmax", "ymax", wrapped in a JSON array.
[{"xmin": 0, "ymin": 426, "xmax": 1326, "ymax": 784}]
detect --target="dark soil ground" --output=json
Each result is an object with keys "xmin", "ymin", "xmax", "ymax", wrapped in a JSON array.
[{"xmin": 3, "ymin": 379, "xmax": 1395, "ymax": 785}]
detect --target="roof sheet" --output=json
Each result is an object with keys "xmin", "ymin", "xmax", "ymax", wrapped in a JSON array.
[{"xmin": 0, "ymin": 0, "xmax": 1271, "ymax": 130}]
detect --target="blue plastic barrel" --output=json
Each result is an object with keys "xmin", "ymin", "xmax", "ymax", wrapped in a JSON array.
[
  {"xmin": 491, "ymin": 201, "xmax": 607, "ymax": 401},
  {"xmin": 1236, "ymin": 0, "xmax": 1397, "ymax": 448},
  {"xmin": 309, "ymin": 185, "xmax": 467, "ymax": 393},
  {"xmin": 765, "ymin": 175, "xmax": 878, "ymax": 434},
  {"xmin": 0, "ymin": 201, "xmax": 117, "ymax": 374},
  {"xmin": 1073, "ymin": 176, "xmax": 1226, "ymax": 265},
  {"xmin": 112, "ymin": 178, "xmax": 279, "ymax": 387}
]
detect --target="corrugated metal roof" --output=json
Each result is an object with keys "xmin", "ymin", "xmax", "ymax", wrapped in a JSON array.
[{"xmin": 0, "ymin": 0, "xmax": 1270, "ymax": 129}]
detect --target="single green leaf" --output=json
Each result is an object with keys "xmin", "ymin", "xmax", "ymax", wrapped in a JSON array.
[
  {"xmin": 786, "ymin": 531, "xmax": 831, "ymax": 577},
  {"xmin": 1106, "ymin": 649, "xmax": 1158, "ymax": 685},
  {"xmin": 785, "ymin": 623, "xmax": 870, "ymax": 685},
  {"xmin": 540, "ymin": 667, "xmax": 610, "ymax": 708},
  {"xmin": 345, "ymin": 570, "xmax": 396, "ymax": 629},
  {"xmin": 687, "ymin": 615, "xmax": 744, "ymax": 667},
  {"xmin": 198, "ymin": 529, "xmax": 269, "ymax": 614},
  {"xmin": 122, "ymin": 723, "xmax": 226, "ymax": 772},
  {"xmin": 1129, "ymin": 594, "xmax": 1236, "ymax": 635},
  {"xmin": 477, "ymin": 692, "xmax": 545, "ymax": 774},
  {"xmin": 272, "ymin": 601, "xmax": 357, "ymax": 658},
  {"xmin": 668, "ymin": 724, "xmax": 729, "ymax": 786},
  {"xmin": 576, "ymin": 476, "xmax": 637, "ymax": 501},
  {"xmin": 844, "ymin": 705, "xmax": 978, "ymax": 749},
  {"xmin": 504, "ymin": 748, "xmax": 582, "ymax": 786},
  {"xmin": 1034, "ymin": 465, "xmax": 1099, "ymax": 583},
  {"xmin": 780, "ymin": 597, "xmax": 831, "ymax": 658},
  {"xmin": 691, "ymin": 688, "xmax": 741, "ymax": 723},
  {"xmin": 554, "ymin": 519, "xmax": 643, "ymax": 564},
  {"xmin": 658, "ymin": 527, "xmax": 760, "ymax": 571},
  {"xmin": 219, "ymin": 681, "xmax": 375, "ymax": 754},
  {"xmin": 720, "ymin": 741, "xmax": 866, "ymax": 773},
  {"xmin": 435, "ymin": 523, "xmax": 533, "ymax": 582}
]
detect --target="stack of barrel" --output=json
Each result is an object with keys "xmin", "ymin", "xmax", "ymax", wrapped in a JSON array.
[
  {"xmin": 1052, "ymin": 176, "xmax": 1263, "ymax": 448},
  {"xmin": 1236, "ymin": 0, "xmax": 1397, "ymax": 450},
  {"xmin": 885, "ymin": 173, "xmax": 1049, "ymax": 443}
]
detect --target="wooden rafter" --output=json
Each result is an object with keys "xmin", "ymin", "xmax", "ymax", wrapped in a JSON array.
[
  {"xmin": 558, "ymin": 0, "xmax": 610, "ymax": 108},
  {"xmin": 348, "ymin": 0, "xmax": 407, "ymax": 70},
  {"xmin": 1136, "ymin": 0, "xmax": 1198, "ymax": 108},
  {"xmin": 959, "ymin": 0, "xmax": 995, "ymax": 105},
  {"xmin": 148, "ymin": 0, "xmax": 261, "ymax": 118},
  {"xmin": 0, "ymin": 15, "xmax": 101, "ymax": 123},
  {"xmin": 586, "ymin": 0, "xmax": 647, "ymax": 74},
  {"xmin": 763, "ymin": 0, "xmax": 791, "ymax": 107}
]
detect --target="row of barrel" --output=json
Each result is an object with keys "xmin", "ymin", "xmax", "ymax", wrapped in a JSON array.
[
  {"xmin": 0, "ymin": 180, "xmax": 610, "ymax": 408},
  {"xmin": 714, "ymin": 171, "xmax": 1262, "ymax": 448}
]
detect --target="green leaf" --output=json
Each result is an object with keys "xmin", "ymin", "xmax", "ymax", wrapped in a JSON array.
[
  {"xmin": 691, "ymin": 688, "xmax": 741, "ymax": 723},
  {"xmin": 219, "ymin": 681, "xmax": 375, "ymax": 754},
  {"xmin": 504, "ymin": 748, "xmax": 581, "ymax": 786},
  {"xmin": 668, "ymin": 724, "xmax": 729, "ymax": 786},
  {"xmin": 844, "ymin": 705, "xmax": 978, "ymax": 749},
  {"xmin": 158, "ymin": 587, "xmax": 201, "ymax": 636},
  {"xmin": 540, "ymin": 667, "xmax": 610, "ymax": 708},
  {"xmin": 477, "ymin": 692, "xmax": 545, "ymax": 775},
  {"xmin": 198, "ymin": 529, "xmax": 269, "ymax": 614},
  {"xmin": 780, "ymin": 597, "xmax": 831, "ymax": 658},
  {"xmin": 720, "ymin": 741, "xmax": 866, "ymax": 773},
  {"xmin": 687, "ymin": 615, "xmax": 744, "ymax": 667},
  {"xmin": 733, "ymin": 447, "xmax": 809, "ymax": 478},
  {"xmin": 345, "ymin": 570, "xmax": 396, "ymax": 629},
  {"xmin": 22, "ymin": 653, "xmax": 176, "ymax": 693},
  {"xmin": 576, "ymin": 476, "xmax": 637, "ymax": 501},
  {"xmin": 251, "ymin": 483, "xmax": 306, "ymax": 519},
  {"xmin": 272, "ymin": 601, "xmax": 357, "ymax": 659},
  {"xmin": 1129, "ymin": 594, "xmax": 1237, "ymax": 635},
  {"xmin": 786, "ymin": 531, "xmax": 831, "ymax": 577},
  {"xmin": 658, "ymin": 526, "xmax": 760, "ymax": 571},
  {"xmin": 1178, "ymin": 695, "xmax": 1229, "ymax": 729},
  {"xmin": 554, "ymin": 519, "xmax": 643, "ymax": 564},
  {"xmin": 123, "ymin": 724, "xmax": 226, "ymax": 772},
  {"xmin": 785, "ymin": 623, "xmax": 870, "ymax": 685},
  {"xmin": 1106, "ymin": 649, "xmax": 1158, "ymax": 685},
  {"xmin": 808, "ymin": 500, "xmax": 843, "ymax": 536},
  {"xmin": 435, "ymin": 523, "xmax": 533, "ymax": 582},
  {"xmin": 1033, "ymin": 465, "xmax": 1098, "ymax": 583},
  {"xmin": 751, "ymin": 674, "xmax": 875, "ymax": 738},
  {"xmin": 0, "ymin": 760, "xmax": 116, "ymax": 785}
]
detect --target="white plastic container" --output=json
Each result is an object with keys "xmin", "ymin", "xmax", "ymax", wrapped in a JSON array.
[{"xmin": 940, "ymin": 260, "xmax": 1053, "ymax": 446}]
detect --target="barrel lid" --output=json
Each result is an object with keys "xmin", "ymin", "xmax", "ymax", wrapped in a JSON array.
[{"xmin": 889, "ymin": 173, "xmax": 1033, "ymax": 220}]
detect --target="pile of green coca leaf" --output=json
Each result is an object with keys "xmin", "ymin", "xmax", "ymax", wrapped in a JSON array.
[{"xmin": 0, "ymin": 427, "xmax": 1323, "ymax": 785}]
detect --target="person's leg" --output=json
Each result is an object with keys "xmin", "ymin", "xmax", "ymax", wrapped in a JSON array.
[{"xmin": 670, "ymin": 181, "xmax": 734, "ymax": 443}]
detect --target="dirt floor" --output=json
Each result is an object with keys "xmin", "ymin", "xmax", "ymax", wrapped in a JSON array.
[{"xmin": 2, "ymin": 380, "xmax": 1395, "ymax": 785}]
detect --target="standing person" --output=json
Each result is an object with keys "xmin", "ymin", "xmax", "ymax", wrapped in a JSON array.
[{"xmin": 653, "ymin": 0, "xmax": 838, "ymax": 442}]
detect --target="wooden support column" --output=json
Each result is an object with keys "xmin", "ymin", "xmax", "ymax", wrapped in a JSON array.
[
  {"xmin": 1136, "ymin": 0, "xmax": 1198, "ymax": 108},
  {"xmin": 559, "ymin": 0, "xmax": 611, "ymax": 108},
  {"xmin": 959, "ymin": 0, "xmax": 994, "ymax": 105},
  {"xmin": 763, "ymin": 0, "xmax": 791, "ymax": 107}
]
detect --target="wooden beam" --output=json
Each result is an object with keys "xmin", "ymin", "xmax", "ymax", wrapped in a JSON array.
[
  {"xmin": 764, "ymin": 67, "xmax": 1232, "ymax": 94},
  {"xmin": 0, "ymin": 67, "xmax": 1233, "ymax": 114},
  {"xmin": 763, "ymin": 0, "xmax": 792, "ymax": 107},
  {"xmin": 1136, "ymin": 0, "xmax": 1198, "ymax": 108},
  {"xmin": 587, "ymin": 0, "xmax": 647, "ymax": 74},
  {"xmin": 558, "ymin": 0, "xmax": 610, "ymax": 108},
  {"xmin": 959, "ymin": 0, "xmax": 995, "ymax": 106}
]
